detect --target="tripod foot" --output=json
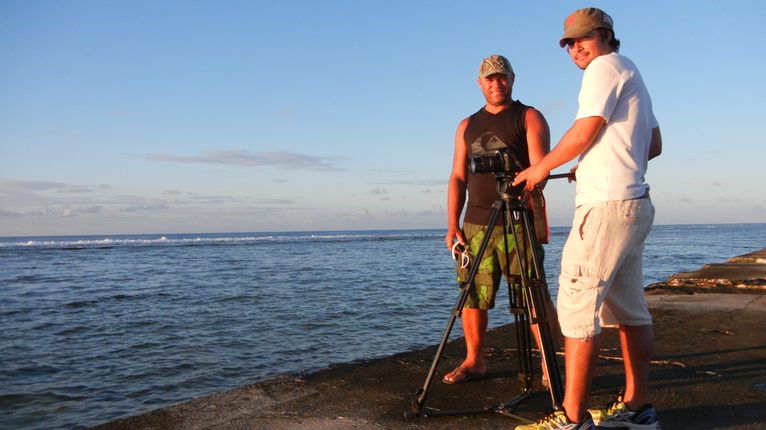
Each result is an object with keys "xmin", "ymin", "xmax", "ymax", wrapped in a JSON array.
[{"xmin": 410, "ymin": 399, "xmax": 423, "ymax": 415}]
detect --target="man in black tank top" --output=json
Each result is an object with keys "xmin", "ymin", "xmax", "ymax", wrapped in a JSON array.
[{"xmin": 443, "ymin": 55, "xmax": 558, "ymax": 385}]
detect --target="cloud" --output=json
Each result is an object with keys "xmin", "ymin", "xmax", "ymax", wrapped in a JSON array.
[
  {"xmin": 80, "ymin": 205, "xmax": 103, "ymax": 214},
  {"xmin": 41, "ymin": 206, "xmax": 104, "ymax": 218},
  {"xmin": 136, "ymin": 150, "xmax": 342, "ymax": 171},
  {"xmin": 370, "ymin": 187, "xmax": 388, "ymax": 195},
  {"xmin": 0, "ymin": 209, "xmax": 25, "ymax": 218},
  {"xmin": 56, "ymin": 186, "xmax": 92, "ymax": 193},
  {"xmin": 337, "ymin": 208, "xmax": 375, "ymax": 222},
  {"xmin": 279, "ymin": 108, "xmax": 296, "ymax": 116},
  {"xmin": 386, "ymin": 209, "xmax": 412, "ymax": 216},
  {"xmin": 255, "ymin": 199, "xmax": 294, "ymax": 204},
  {"xmin": 0, "ymin": 179, "xmax": 65, "ymax": 192},
  {"xmin": 120, "ymin": 204, "xmax": 169, "ymax": 212},
  {"xmin": 416, "ymin": 205, "xmax": 445, "ymax": 216}
]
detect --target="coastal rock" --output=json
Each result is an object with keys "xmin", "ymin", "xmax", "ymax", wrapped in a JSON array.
[{"xmin": 646, "ymin": 248, "xmax": 766, "ymax": 294}]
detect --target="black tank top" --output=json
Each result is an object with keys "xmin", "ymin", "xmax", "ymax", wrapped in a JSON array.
[{"xmin": 463, "ymin": 100, "xmax": 531, "ymax": 225}]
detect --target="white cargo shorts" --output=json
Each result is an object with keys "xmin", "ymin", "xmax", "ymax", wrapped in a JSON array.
[{"xmin": 557, "ymin": 196, "xmax": 655, "ymax": 339}]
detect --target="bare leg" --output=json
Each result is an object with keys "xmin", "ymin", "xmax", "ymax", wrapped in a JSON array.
[
  {"xmin": 561, "ymin": 335, "xmax": 601, "ymax": 423},
  {"xmin": 620, "ymin": 324, "xmax": 654, "ymax": 410},
  {"xmin": 443, "ymin": 308, "xmax": 487, "ymax": 382}
]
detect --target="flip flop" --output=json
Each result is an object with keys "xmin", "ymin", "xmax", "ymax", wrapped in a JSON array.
[{"xmin": 442, "ymin": 366, "xmax": 486, "ymax": 384}]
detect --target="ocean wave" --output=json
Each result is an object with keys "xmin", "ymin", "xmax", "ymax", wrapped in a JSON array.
[{"xmin": 0, "ymin": 229, "xmax": 445, "ymax": 250}]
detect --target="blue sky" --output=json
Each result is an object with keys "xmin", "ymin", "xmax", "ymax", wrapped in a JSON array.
[{"xmin": 2, "ymin": 0, "xmax": 765, "ymax": 237}]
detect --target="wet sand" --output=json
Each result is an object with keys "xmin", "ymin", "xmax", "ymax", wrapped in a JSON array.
[{"xmin": 91, "ymin": 250, "xmax": 766, "ymax": 429}]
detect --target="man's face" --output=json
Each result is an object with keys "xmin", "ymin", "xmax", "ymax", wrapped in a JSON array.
[
  {"xmin": 566, "ymin": 29, "xmax": 612, "ymax": 70},
  {"xmin": 478, "ymin": 73, "xmax": 513, "ymax": 107}
]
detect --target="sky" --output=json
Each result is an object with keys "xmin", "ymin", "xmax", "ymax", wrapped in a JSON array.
[{"xmin": 2, "ymin": 0, "xmax": 765, "ymax": 237}]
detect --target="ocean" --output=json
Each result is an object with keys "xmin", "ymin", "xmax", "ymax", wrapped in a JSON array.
[{"xmin": 1, "ymin": 224, "xmax": 764, "ymax": 429}]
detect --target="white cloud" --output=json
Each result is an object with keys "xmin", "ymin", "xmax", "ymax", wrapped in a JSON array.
[
  {"xmin": 416, "ymin": 205, "xmax": 445, "ymax": 216},
  {"xmin": 337, "ymin": 208, "xmax": 375, "ymax": 222}
]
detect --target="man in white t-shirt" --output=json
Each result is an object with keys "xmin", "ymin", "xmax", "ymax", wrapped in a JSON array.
[{"xmin": 513, "ymin": 8, "xmax": 663, "ymax": 430}]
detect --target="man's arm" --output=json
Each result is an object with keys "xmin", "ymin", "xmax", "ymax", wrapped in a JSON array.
[
  {"xmin": 446, "ymin": 118, "xmax": 470, "ymax": 249},
  {"xmin": 649, "ymin": 126, "xmax": 662, "ymax": 160},
  {"xmin": 525, "ymin": 108, "xmax": 551, "ymax": 189},
  {"xmin": 513, "ymin": 116, "xmax": 605, "ymax": 190}
]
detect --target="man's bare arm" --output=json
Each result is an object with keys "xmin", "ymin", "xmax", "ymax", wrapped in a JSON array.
[
  {"xmin": 446, "ymin": 118, "xmax": 470, "ymax": 248},
  {"xmin": 525, "ymin": 108, "xmax": 551, "ymax": 189},
  {"xmin": 513, "ymin": 116, "xmax": 605, "ymax": 190}
]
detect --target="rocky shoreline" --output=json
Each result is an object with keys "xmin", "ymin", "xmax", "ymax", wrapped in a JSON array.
[
  {"xmin": 91, "ymin": 250, "xmax": 766, "ymax": 429},
  {"xmin": 647, "ymin": 249, "xmax": 766, "ymax": 294}
]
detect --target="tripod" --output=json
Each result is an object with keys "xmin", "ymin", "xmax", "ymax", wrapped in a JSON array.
[{"xmin": 407, "ymin": 173, "xmax": 565, "ymax": 421}]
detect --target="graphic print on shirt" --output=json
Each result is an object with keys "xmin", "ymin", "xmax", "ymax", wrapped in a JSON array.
[{"xmin": 470, "ymin": 131, "xmax": 508, "ymax": 156}]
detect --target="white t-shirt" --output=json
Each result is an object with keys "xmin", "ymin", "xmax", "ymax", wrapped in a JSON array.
[{"xmin": 574, "ymin": 52, "xmax": 659, "ymax": 206}]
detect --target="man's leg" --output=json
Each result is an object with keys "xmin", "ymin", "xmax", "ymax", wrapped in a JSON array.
[
  {"xmin": 561, "ymin": 334, "xmax": 601, "ymax": 423},
  {"xmin": 620, "ymin": 324, "xmax": 654, "ymax": 410},
  {"xmin": 443, "ymin": 307, "xmax": 488, "ymax": 382}
]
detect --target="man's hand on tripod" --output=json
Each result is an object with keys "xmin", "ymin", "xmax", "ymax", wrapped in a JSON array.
[
  {"xmin": 567, "ymin": 165, "xmax": 578, "ymax": 183},
  {"xmin": 513, "ymin": 163, "xmax": 551, "ymax": 191}
]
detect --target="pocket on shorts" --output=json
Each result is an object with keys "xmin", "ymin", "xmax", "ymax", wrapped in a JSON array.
[
  {"xmin": 577, "ymin": 206, "xmax": 602, "ymax": 249},
  {"xmin": 558, "ymin": 270, "xmax": 602, "ymax": 336},
  {"xmin": 620, "ymin": 199, "xmax": 654, "ymax": 223}
]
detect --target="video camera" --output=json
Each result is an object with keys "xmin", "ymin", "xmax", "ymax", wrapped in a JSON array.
[
  {"xmin": 469, "ymin": 147, "xmax": 524, "ymax": 175},
  {"xmin": 469, "ymin": 147, "xmax": 526, "ymax": 198}
]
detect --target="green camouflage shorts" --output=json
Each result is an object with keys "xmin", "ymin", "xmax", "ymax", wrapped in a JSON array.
[{"xmin": 457, "ymin": 222, "xmax": 550, "ymax": 310}]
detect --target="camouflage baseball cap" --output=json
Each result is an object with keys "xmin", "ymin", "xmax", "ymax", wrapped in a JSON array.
[
  {"xmin": 559, "ymin": 8, "xmax": 614, "ymax": 48},
  {"xmin": 478, "ymin": 55, "xmax": 513, "ymax": 79}
]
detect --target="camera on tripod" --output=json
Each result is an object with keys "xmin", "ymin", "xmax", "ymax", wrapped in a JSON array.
[
  {"xmin": 470, "ymin": 147, "xmax": 526, "ymax": 198},
  {"xmin": 469, "ymin": 147, "xmax": 523, "ymax": 175},
  {"xmin": 408, "ymin": 147, "xmax": 564, "ymax": 419}
]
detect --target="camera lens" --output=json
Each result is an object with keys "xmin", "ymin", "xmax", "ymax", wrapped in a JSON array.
[{"xmin": 470, "ymin": 153, "xmax": 502, "ymax": 174}]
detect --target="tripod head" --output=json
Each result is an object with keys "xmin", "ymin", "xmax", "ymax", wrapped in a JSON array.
[{"xmin": 495, "ymin": 172, "xmax": 526, "ymax": 202}]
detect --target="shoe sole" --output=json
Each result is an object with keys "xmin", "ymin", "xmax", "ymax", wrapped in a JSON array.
[{"xmin": 594, "ymin": 422, "xmax": 660, "ymax": 430}]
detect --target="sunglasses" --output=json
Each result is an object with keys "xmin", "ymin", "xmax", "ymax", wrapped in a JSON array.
[{"xmin": 452, "ymin": 242, "xmax": 470, "ymax": 268}]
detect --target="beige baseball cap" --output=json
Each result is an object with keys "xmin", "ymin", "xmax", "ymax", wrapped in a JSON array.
[
  {"xmin": 478, "ymin": 55, "xmax": 513, "ymax": 79},
  {"xmin": 559, "ymin": 8, "xmax": 614, "ymax": 48}
]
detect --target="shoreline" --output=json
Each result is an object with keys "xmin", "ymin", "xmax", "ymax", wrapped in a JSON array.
[{"xmin": 91, "ymin": 250, "xmax": 766, "ymax": 429}]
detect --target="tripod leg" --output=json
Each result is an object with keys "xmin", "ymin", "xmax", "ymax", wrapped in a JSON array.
[
  {"xmin": 501, "ymin": 215, "xmax": 535, "ymax": 395},
  {"xmin": 411, "ymin": 205, "xmax": 503, "ymax": 414},
  {"xmin": 517, "ymin": 205, "xmax": 564, "ymax": 406}
]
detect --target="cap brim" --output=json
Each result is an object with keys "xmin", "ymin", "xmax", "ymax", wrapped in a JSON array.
[
  {"xmin": 479, "ymin": 69, "xmax": 512, "ymax": 79},
  {"xmin": 559, "ymin": 27, "xmax": 594, "ymax": 48}
]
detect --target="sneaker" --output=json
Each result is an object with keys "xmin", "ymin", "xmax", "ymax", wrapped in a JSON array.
[
  {"xmin": 515, "ymin": 410, "xmax": 595, "ymax": 430},
  {"xmin": 591, "ymin": 396, "xmax": 660, "ymax": 429}
]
